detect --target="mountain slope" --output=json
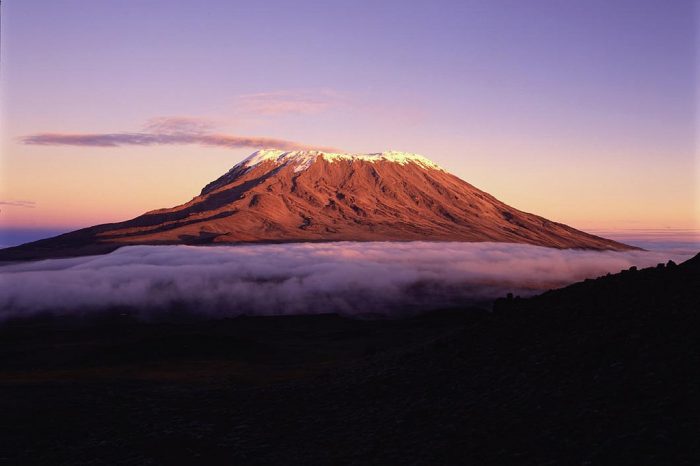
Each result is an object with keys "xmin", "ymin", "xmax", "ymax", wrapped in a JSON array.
[{"xmin": 0, "ymin": 150, "xmax": 634, "ymax": 260}]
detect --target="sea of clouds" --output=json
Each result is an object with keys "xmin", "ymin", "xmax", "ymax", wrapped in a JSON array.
[{"xmin": 0, "ymin": 242, "xmax": 695, "ymax": 320}]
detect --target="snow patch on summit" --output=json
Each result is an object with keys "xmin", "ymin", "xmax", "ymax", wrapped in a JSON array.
[{"xmin": 237, "ymin": 149, "xmax": 443, "ymax": 173}]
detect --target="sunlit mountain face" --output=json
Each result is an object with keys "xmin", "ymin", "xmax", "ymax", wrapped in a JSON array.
[{"xmin": 0, "ymin": 150, "xmax": 635, "ymax": 262}]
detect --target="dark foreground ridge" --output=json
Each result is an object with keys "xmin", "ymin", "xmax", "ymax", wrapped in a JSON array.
[{"xmin": 0, "ymin": 253, "xmax": 698, "ymax": 464}]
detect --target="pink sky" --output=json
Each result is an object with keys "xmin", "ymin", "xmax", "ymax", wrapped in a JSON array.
[{"xmin": 0, "ymin": 0, "xmax": 697, "ymax": 232}]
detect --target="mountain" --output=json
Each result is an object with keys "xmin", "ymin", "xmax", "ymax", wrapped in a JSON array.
[{"xmin": 0, "ymin": 150, "xmax": 634, "ymax": 260}]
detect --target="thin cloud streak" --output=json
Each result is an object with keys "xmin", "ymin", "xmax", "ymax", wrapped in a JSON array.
[
  {"xmin": 142, "ymin": 116, "xmax": 216, "ymax": 135},
  {"xmin": 22, "ymin": 132, "xmax": 340, "ymax": 151},
  {"xmin": 0, "ymin": 200, "xmax": 36, "ymax": 208},
  {"xmin": 237, "ymin": 90, "xmax": 346, "ymax": 116},
  {"xmin": 21, "ymin": 116, "xmax": 341, "ymax": 152}
]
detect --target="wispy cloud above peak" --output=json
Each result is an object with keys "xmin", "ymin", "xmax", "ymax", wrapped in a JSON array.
[
  {"xmin": 142, "ymin": 116, "xmax": 217, "ymax": 135},
  {"xmin": 21, "ymin": 117, "xmax": 340, "ymax": 152},
  {"xmin": 237, "ymin": 90, "xmax": 346, "ymax": 116}
]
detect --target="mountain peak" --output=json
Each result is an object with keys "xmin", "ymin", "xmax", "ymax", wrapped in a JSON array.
[
  {"xmin": 0, "ymin": 148, "xmax": 637, "ymax": 261},
  {"xmin": 237, "ymin": 149, "xmax": 444, "ymax": 173}
]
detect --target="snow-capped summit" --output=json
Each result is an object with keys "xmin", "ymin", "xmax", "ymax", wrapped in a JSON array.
[{"xmin": 237, "ymin": 149, "xmax": 443, "ymax": 173}]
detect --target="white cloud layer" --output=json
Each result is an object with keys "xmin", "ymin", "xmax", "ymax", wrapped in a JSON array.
[{"xmin": 0, "ymin": 242, "xmax": 693, "ymax": 320}]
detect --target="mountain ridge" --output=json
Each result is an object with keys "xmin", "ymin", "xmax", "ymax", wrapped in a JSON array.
[{"xmin": 0, "ymin": 150, "xmax": 636, "ymax": 261}]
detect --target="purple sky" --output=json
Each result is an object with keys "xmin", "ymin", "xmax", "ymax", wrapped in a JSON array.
[{"xmin": 0, "ymin": 0, "xmax": 697, "ymax": 231}]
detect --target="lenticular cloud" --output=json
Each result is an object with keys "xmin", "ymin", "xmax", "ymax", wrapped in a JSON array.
[{"xmin": 0, "ymin": 242, "xmax": 691, "ymax": 320}]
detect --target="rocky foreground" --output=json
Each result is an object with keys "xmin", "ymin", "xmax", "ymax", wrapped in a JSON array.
[{"xmin": 0, "ymin": 253, "xmax": 697, "ymax": 465}]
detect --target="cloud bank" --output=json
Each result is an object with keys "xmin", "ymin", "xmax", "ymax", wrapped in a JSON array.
[
  {"xmin": 0, "ymin": 242, "xmax": 692, "ymax": 321},
  {"xmin": 21, "ymin": 116, "xmax": 340, "ymax": 152}
]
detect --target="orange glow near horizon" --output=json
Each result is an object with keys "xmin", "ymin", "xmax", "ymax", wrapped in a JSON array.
[{"xmin": 1, "ymin": 140, "xmax": 696, "ymax": 233}]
